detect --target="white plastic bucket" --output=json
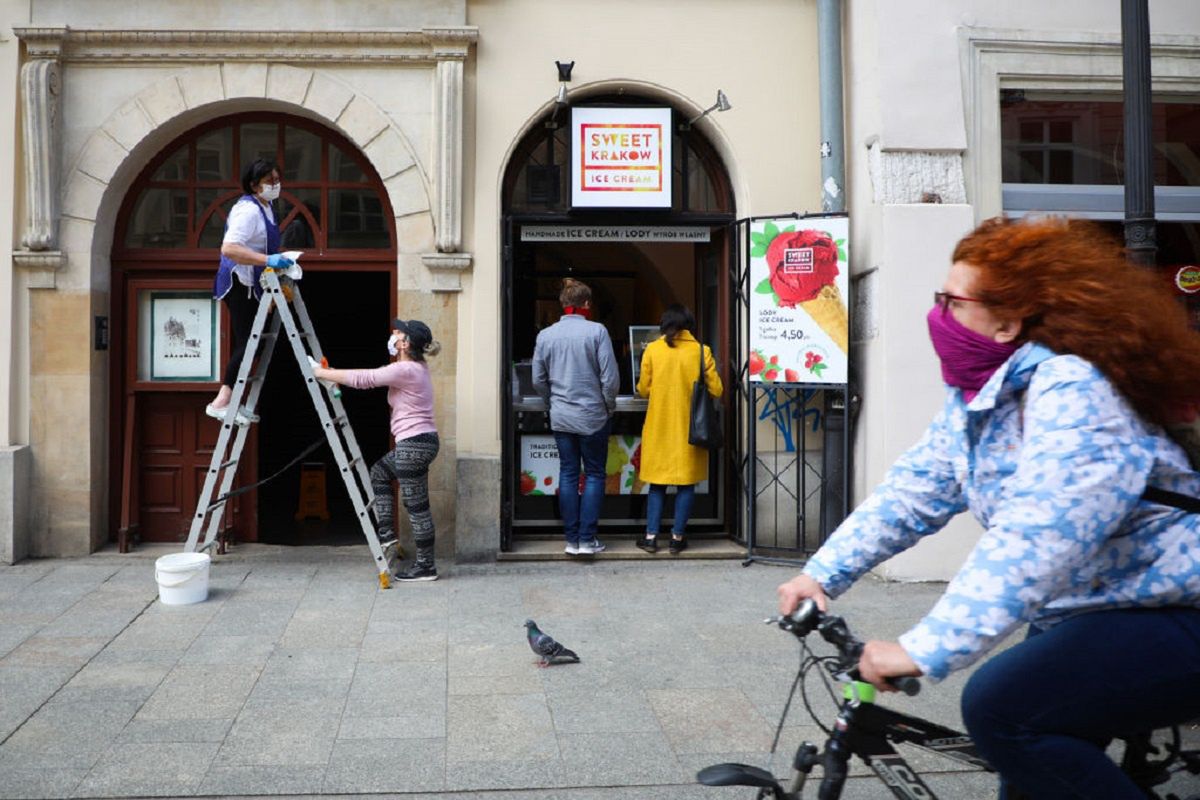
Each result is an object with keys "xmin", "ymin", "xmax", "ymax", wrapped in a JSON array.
[{"xmin": 154, "ymin": 552, "xmax": 210, "ymax": 605}]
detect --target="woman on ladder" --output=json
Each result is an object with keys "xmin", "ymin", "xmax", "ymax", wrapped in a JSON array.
[
  {"xmin": 313, "ymin": 319, "xmax": 442, "ymax": 582},
  {"xmin": 206, "ymin": 158, "xmax": 294, "ymax": 424}
]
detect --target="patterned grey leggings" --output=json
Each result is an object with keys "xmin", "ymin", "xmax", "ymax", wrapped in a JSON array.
[{"xmin": 370, "ymin": 432, "xmax": 439, "ymax": 564}]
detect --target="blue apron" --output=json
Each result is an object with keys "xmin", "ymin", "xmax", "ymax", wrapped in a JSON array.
[{"xmin": 213, "ymin": 196, "xmax": 281, "ymax": 301}]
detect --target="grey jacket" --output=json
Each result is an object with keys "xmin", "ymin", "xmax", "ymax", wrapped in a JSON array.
[{"xmin": 531, "ymin": 314, "xmax": 620, "ymax": 435}]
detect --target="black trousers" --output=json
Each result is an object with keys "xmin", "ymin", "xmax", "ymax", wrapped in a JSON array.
[{"xmin": 222, "ymin": 286, "xmax": 258, "ymax": 389}]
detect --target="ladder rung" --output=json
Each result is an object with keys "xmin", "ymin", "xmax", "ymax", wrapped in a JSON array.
[
  {"xmin": 344, "ymin": 457, "xmax": 362, "ymax": 471},
  {"xmin": 218, "ymin": 458, "xmax": 239, "ymax": 470},
  {"xmin": 364, "ymin": 496, "xmax": 377, "ymax": 511},
  {"xmin": 327, "ymin": 415, "xmax": 349, "ymax": 428}
]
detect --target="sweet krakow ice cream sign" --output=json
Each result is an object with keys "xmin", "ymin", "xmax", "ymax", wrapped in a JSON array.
[
  {"xmin": 571, "ymin": 107, "xmax": 672, "ymax": 208},
  {"xmin": 748, "ymin": 216, "xmax": 849, "ymax": 385}
]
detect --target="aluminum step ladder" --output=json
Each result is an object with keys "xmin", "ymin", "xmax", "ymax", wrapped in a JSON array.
[{"xmin": 183, "ymin": 268, "xmax": 397, "ymax": 589}]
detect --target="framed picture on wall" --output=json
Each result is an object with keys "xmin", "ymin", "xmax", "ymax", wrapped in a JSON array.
[
  {"xmin": 147, "ymin": 291, "xmax": 217, "ymax": 381},
  {"xmin": 629, "ymin": 325, "xmax": 660, "ymax": 388}
]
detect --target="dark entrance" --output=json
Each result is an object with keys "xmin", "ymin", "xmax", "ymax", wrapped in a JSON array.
[
  {"xmin": 110, "ymin": 112, "xmax": 397, "ymax": 546},
  {"xmin": 499, "ymin": 96, "xmax": 736, "ymax": 549}
]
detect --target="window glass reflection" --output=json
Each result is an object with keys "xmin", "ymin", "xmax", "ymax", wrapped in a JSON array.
[
  {"xmin": 329, "ymin": 145, "xmax": 368, "ymax": 183},
  {"xmin": 285, "ymin": 127, "xmax": 322, "ymax": 182},
  {"xmin": 328, "ymin": 189, "xmax": 389, "ymax": 248},
  {"xmin": 240, "ymin": 123, "xmax": 278, "ymax": 167},
  {"xmin": 195, "ymin": 127, "xmax": 232, "ymax": 182},
  {"xmin": 125, "ymin": 189, "xmax": 190, "ymax": 248},
  {"xmin": 152, "ymin": 146, "xmax": 189, "ymax": 182}
]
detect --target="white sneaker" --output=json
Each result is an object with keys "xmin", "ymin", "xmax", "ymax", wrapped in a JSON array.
[
  {"xmin": 205, "ymin": 404, "xmax": 257, "ymax": 426},
  {"xmin": 564, "ymin": 543, "xmax": 580, "ymax": 555},
  {"xmin": 576, "ymin": 539, "xmax": 605, "ymax": 555}
]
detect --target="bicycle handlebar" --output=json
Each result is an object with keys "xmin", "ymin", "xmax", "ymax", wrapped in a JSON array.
[{"xmin": 768, "ymin": 599, "xmax": 922, "ymax": 697}]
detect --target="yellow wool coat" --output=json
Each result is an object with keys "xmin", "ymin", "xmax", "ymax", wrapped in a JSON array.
[{"xmin": 635, "ymin": 331, "xmax": 723, "ymax": 486}]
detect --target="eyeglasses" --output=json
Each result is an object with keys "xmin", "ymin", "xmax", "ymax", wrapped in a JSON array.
[{"xmin": 934, "ymin": 291, "xmax": 985, "ymax": 312}]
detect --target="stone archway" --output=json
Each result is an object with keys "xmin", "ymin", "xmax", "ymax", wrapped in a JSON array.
[{"xmin": 31, "ymin": 65, "xmax": 446, "ymax": 555}]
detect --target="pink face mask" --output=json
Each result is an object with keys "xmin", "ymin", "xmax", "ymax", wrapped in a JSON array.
[{"xmin": 926, "ymin": 305, "xmax": 1018, "ymax": 402}]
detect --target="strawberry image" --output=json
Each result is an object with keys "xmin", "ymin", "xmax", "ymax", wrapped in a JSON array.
[
  {"xmin": 785, "ymin": 368, "xmax": 800, "ymax": 382},
  {"xmin": 769, "ymin": 355, "xmax": 779, "ymax": 365},
  {"xmin": 763, "ymin": 368, "xmax": 779, "ymax": 381},
  {"xmin": 749, "ymin": 351, "xmax": 765, "ymax": 375},
  {"xmin": 520, "ymin": 471, "xmax": 536, "ymax": 495},
  {"xmin": 543, "ymin": 476, "xmax": 552, "ymax": 486},
  {"xmin": 805, "ymin": 351, "xmax": 828, "ymax": 378},
  {"xmin": 631, "ymin": 444, "xmax": 641, "ymax": 472}
]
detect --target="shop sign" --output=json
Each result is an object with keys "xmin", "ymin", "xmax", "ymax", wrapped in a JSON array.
[
  {"xmin": 748, "ymin": 216, "xmax": 849, "ymax": 385},
  {"xmin": 571, "ymin": 106, "xmax": 672, "ymax": 208},
  {"xmin": 521, "ymin": 225, "xmax": 709, "ymax": 243},
  {"xmin": 1176, "ymin": 265, "xmax": 1200, "ymax": 294}
]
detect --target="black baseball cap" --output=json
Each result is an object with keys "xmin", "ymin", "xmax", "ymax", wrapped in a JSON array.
[{"xmin": 393, "ymin": 318, "xmax": 432, "ymax": 352}]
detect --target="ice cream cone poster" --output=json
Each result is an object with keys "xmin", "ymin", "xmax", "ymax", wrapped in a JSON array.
[{"xmin": 748, "ymin": 216, "xmax": 849, "ymax": 385}]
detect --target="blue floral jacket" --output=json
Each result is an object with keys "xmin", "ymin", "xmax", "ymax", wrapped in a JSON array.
[{"xmin": 804, "ymin": 342, "xmax": 1200, "ymax": 680}]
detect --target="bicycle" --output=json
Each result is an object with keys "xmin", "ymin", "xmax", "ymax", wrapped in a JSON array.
[{"xmin": 697, "ymin": 599, "xmax": 1200, "ymax": 799}]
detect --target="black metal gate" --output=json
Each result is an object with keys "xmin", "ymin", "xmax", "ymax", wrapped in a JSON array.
[{"xmin": 730, "ymin": 215, "xmax": 856, "ymax": 565}]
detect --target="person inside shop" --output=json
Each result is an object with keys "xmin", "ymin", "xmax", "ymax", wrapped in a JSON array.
[
  {"xmin": 312, "ymin": 319, "xmax": 442, "ymax": 582},
  {"xmin": 531, "ymin": 278, "xmax": 620, "ymax": 557},
  {"xmin": 635, "ymin": 304, "xmax": 722, "ymax": 554},
  {"xmin": 775, "ymin": 216, "xmax": 1200, "ymax": 799},
  {"xmin": 206, "ymin": 158, "xmax": 294, "ymax": 424}
]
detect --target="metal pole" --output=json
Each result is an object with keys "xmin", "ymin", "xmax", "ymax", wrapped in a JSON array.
[
  {"xmin": 818, "ymin": 0, "xmax": 846, "ymax": 213},
  {"xmin": 1121, "ymin": 0, "xmax": 1157, "ymax": 266}
]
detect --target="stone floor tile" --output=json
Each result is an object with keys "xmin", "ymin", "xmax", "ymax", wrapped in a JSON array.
[
  {"xmin": 0, "ymin": 664, "xmax": 76, "ymax": 738},
  {"xmin": 279, "ymin": 621, "xmax": 367, "ymax": 648},
  {"xmin": 441, "ymin": 757, "xmax": 569, "ymax": 792},
  {"xmin": 358, "ymin": 630, "xmax": 447, "ymax": 663},
  {"xmin": 557, "ymin": 731, "xmax": 687, "ymax": 787},
  {"xmin": 239, "ymin": 678, "xmax": 348, "ymax": 720},
  {"xmin": 448, "ymin": 641, "xmax": 536, "ymax": 678},
  {"xmin": 259, "ymin": 646, "xmax": 358, "ymax": 683},
  {"xmin": 135, "ymin": 664, "xmax": 259, "ymax": 721},
  {"xmin": 0, "ymin": 635, "xmax": 110, "ymax": 668},
  {"xmin": 0, "ymin": 700, "xmax": 140, "ymax": 770},
  {"xmin": 646, "ymin": 687, "xmax": 774, "ymax": 754},
  {"xmin": 547, "ymin": 687, "xmax": 662, "ymax": 734},
  {"xmin": 0, "ymin": 623, "xmax": 40, "ymax": 660},
  {"xmin": 117, "ymin": 717, "xmax": 233, "ymax": 743},
  {"xmin": 196, "ymin": 764, "xmax": 327, "ymax": 796},
  {"xmin": 446, "ymin": 693, "xmax": 558, "ymax": 762},
  {"xmin": 337, "ymin": 712, "xmax": 446, "ymax": 740},
  {"xmin": 178, "ymin": 634, "xmax": 277, "ymax": 666},
  {"xmin": 0, "ymin": 765, "xmax": 88, "ymax": 800},
  {"xmin": 50, "ymin": 660, "xmax": 173, "ymax": 705},
  {"xmin": 73, "ymin": 741, "xmax": 218, "ymax": 798},
  {"xmin": 449, "ymin": 669, "xmax": 544, "ymax": 696},
  {"xmin": 323, "ymin": 737, "xmax": 446, "ymax": 793},
  {"xmin": 216, "ymin": 726, "xmax": 336, "ymax": 767}
]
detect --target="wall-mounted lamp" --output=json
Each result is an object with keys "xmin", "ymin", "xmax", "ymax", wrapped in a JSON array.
[
  {"xmin": 685, "ymin": 89, "xmax": 732, "ymax": 127},
  {"xmin": 548, "ymin": 60, "xmax": 575, "ymax": 126}
]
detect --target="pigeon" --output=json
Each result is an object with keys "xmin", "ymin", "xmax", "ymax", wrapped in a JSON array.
[{"xmin": 524, "ymin": 619, "xmax": 580, "ymax": 667}]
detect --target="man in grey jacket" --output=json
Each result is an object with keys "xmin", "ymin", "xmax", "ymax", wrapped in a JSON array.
[{"xmin": 532, "ymin": 278, "xmax": 620, "ymax": 556}]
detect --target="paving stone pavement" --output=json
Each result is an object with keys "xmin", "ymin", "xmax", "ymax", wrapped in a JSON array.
[{"xmin": 0, "ymin": 546, "xmax": 1196, "ymax": 799}]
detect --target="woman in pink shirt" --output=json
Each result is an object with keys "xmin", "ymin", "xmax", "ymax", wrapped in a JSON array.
[{"xmin": 313, "ymin": 319, "xmax": 441, "ymax": 582}]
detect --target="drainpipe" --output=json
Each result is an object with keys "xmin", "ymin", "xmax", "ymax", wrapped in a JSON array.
[
  {"xmin": 818, "ymin": 0, "xmax": 845, "ymax": 213},
  {"xmin": 817, "ymin": 0, "xmax": 850, "ymax": 539},
  {"xmin": 1121, "ymin": 0, "xmax": 1157, "ymax": 267}
]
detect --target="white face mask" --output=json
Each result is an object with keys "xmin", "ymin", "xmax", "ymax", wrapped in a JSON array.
[
  {"xmin": 387, "ymin": 333, "xmax": 402, "ymax": 357},
  {"xmin": 258, "ymin": 182, "xmax": 281, "ymax": 202}
]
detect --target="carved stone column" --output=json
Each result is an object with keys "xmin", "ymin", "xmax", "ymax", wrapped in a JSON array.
[
  {"xmin": 433, "ymin": 59, "xmax": 464, "ymax": 254},
  {"xmin": 14, "ymin": 28, "xmax": 67, "ymax": 286},
  {"xmin": 17, "ymin": 29, "xmax": 66, "ymax": 252},
  {"xmin": 423, "ymin": 29, "xmax": 475, "ymax": 292}
]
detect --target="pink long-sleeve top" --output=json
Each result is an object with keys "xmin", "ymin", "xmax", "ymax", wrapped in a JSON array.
[{"xmin": 342, "ymin": 361, "xmax": 437, "ymax": 442}]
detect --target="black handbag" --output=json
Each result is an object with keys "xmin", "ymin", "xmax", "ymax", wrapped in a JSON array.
[{"xmin": 688, "ymin": 337, "xmax": 722, "ymax": 449}]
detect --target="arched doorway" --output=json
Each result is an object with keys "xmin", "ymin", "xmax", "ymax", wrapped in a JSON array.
[
  {"xmin": 500, "ymin": 95, "xmax": 736, "ymax": 549},
  {"xmin": 110, "ymin": 112, "xmax": 398, "ymax": 546}
]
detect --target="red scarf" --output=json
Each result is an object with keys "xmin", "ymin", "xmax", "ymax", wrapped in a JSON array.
[{"xmin": 563, "ymin": 306, "xmax": 592, "ymax": 320}]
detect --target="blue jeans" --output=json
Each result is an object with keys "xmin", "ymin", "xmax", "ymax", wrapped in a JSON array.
[
  {"xmin": 961, "ymin": 606, "xmax": 1200, "ymax": 799},
  {"xmin": 553, "ymin": 420, "xmax": 610, "ymax": 545},
  {"xmin": 645, "ymin": 484, "xmax": 696, "ymax": 535}
]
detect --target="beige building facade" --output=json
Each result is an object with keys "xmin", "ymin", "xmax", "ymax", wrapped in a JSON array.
[
  {"xmin": 0, "ymin": 0, "xmax": 824, "ymax": 564},
  {"xmin": 3, "ymin": 1, "xmax": 1197, "ymax": 582}
]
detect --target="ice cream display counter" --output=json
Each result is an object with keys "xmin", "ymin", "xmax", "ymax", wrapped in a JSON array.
[{"xmin": 509, "ymin": 393, "xmax": 722, "ymax": 530}]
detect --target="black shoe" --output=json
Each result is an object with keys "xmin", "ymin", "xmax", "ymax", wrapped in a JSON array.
[
  {"xmin": 668, "ymin": 537, "xmax": 687, "ymax": 555},
  {"xmin": 395, "ymin": 562, "xmax": 438, "ymax": 582},
  {"xmin": 636, "ymin": 535, "xmax": 658, "ymax": 554}
]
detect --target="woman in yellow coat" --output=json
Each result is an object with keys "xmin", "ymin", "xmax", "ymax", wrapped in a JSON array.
[{"xmin": 635, "ymin": 305, "xmax": 723, "ymax": 554}]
